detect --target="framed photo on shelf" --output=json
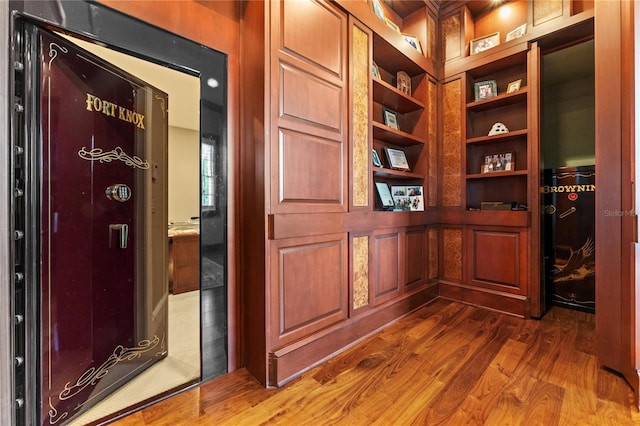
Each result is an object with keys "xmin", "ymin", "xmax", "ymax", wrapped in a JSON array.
[
  {"xmin": 474, "ymin": 80, "xmax": 498, "ymax": 101},
  {"xmin": 482, "ymin": 152, "xmax": 514, "ymax": 174},
  {"xmin": 371, "ymin": 0, "xmax": 385, "ymax": 22},
  {"xmin": 401, "ymin": 34, "xmax": 423, "ymax": 54},
  {"xmin": 385, "ymin": 147, "xmax": 410, "ymax": 171},
  {"xmin": 396, "ymin": 71, "xmax": 411, "ymax": 96},
  {"xmin": 375, "ymin": 182, "xmax": 396, "ymax": 210},
  {"xmin": 372, "ymin": 149, "xmax": 383, "ymax": 167},
  {"xmin": 382, "ymin": 107, "xmax": 400, "ymax": 130},
  {"xmin": 391, "ymin": 185, "xmax": 424, "ymax": 211},
  {"xmin": 507, "ymin": 79, "xmax": 522, "ymax": 93},
  {"xmin": 372, "ymin": 61, "xmax": 380, "ymax": 79},
  {"xmin": 385, "ymin": 17, "xmax": 401, "ymax": 34},
  {"xmin": 506, "ymin": 23, "xmax": 527, "ymax": 42},
  {"xmin": 471, "ymin": 32, "xmax": 500, "ymax": 55}
]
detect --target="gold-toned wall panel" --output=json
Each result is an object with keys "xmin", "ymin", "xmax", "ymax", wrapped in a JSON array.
[
  {"xmin": 279, "ymin": 129, "xmax": 343, "ymax": 204},
  {"xmin": 281, "ymin": 0, "xmax": 344, "ymax": 77},
  {"xmin": 352, "ymin": 236, "xmax": 369, "ymax": 310},
  {"xmin": 443, "ymin": 228, "xmax": 463, "ymax": 281},
  {"xmin": 427, "ymin": 14, "xmax": 436, "ymax": 60},
  {"xmin": 442, "ymin": 13, "xmax": 461, "ymax": 62},
  {"xmin": 428, "ymin": 79, "xmax": 438, "ymax": 207},
  {"xmin": 428, "ymin": 228, "xmax": 438, "ymax": 280},
  {"xmin": 442, "ymin": 79, "xmax": 462, "ymax": 207},
  {"xmin": 533, "ymin": 0, "xmax": 563, "ymax": 26},
  {"xmin": 281, "ymin": 63, "xmax": 342, "ymax": 132},
  {"xmin": 351, "ymin": 25, "xmax": 369, "ymax": 207}
]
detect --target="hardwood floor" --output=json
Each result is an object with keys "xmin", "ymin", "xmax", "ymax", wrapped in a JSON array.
[{"xmin": 110, "ymin": 299, "xmax": 640, "ymax": 425}]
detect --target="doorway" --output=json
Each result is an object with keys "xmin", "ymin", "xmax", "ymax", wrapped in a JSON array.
[
  {"xmin": 540, "ymin": 39, "xmax": 596, "ymax": 314},
  {"xmin": 10, "ymin": 2, "xmax": 228, "ymax": 425}
]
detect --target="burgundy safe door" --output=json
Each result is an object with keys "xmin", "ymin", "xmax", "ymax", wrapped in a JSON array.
[{"xmin": 38, "ymin": 30, "xmax": 168, "ymax": 425}]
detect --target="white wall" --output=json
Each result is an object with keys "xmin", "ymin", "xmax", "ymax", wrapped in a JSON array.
[{"xmin": 168, "ymin": 126, "xmax": 200, "ymax": 223}]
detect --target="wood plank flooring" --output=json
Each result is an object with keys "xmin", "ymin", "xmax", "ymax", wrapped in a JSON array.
[{"xmin": 109, "ymin": 299, "xmax": 640, "ymax": 425}]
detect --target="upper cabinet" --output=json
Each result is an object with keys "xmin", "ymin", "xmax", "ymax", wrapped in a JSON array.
[{"xmin": 441, "ymin": 0, "xmax": 594, "ymax": 77}]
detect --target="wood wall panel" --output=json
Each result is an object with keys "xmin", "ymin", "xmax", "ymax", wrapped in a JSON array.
[
  {"xmin": 442, "ymin": 12, "xmax": 462, "ymax": 62},
  {"xmin": 405, "ymin": 228, "xmax": 426, "ymax": 287},
  {"xmin": 270, "ymin": 233, "xmax": 348, "ymax": 347},
  {"xmin": 467, "ymin": 227, "xmax": 528, "ymax": 295},
  {"xmin": 281, "ymin": 0, "xmax": 344, "ymax": 77},
  {"xmin": 532, "ymin": 0, "xmax": 564, "ymax": 27},
  {"xmin": 428, "ymin": 79, "xmax": 438, "ymax": 207},
  {"xmin": 442, "ymin": 227, "xmax": 463, "ymax": 282},
  {"xmin": 374, "ymin": 231, "xmax": 401, "ymax": 304},
  {"xmin": 280, "ymin": 63, "xmax": 342, "ymax": 132},
  {"xmin": 442, "ymin": 79, "xmax": 462, "ymax": 207},
  {"xmin": 428, "ymin": 227, "xmax": 438, "ymax": 280},
  {"xmin": 278, "ymin": 129, "xmax": 343, "ymax": 204},
  {"xmin": 271, "ymin": 0, "xmax": 347, "ymax": 214},
  {"xmin": 352, "ymin": 235, "xmax": 369, "ymax": 310},
  {"xmin": 350, "ymin": 22, "xmax": 370, "ymax": 208}
]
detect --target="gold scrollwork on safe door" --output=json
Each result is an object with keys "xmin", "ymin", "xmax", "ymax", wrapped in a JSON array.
[
  {"xmin": 48, "ymin": 335, "xmax": 162, "ymax": 424},
  {"xmin": 78, "ymin": 146, "xmax": 150, "ymax": 169}
]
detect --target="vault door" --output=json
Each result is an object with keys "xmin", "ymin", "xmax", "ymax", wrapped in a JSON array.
[{"xmin": 36, "ymin": 29, "xmax": 168, "ymax": 425}]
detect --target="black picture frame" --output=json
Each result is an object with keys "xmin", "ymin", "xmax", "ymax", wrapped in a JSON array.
[
  {"xmin": 474, "ymin": 80, "xmax": 498, "ymax": 101},
  {"xmin": 384, "ymin": 147, "xmax": 410, "ymax": 171},
  {"xmin": 482, "ymin": 152, "xmax": 514, "ymax": 173},
  {"xmin": 375, "ymin": 182, "xmax": 396, "ymax": 209},
  {"xmin": 372, "ymin": 149, "xmax": 383, "ymax": 167},
  {"xmin": 382, "ymin": 107, "xmax": 399, "ymax": 130}
]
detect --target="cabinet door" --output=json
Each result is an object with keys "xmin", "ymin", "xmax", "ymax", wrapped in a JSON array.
[{"xmin": 269, "ymin": 0, "xmax": 348, "ymax": 214}]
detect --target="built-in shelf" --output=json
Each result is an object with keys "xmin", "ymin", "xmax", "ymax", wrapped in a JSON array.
[
  {"xmin": 466, "ymin": 129, "xmax": 528, "ymax": 145},
  {"xmin": 465, "ymin": 209, "xmax": 530, "ymax": 227},
  {"xmin": 373, "ymin": 78, "xmax": 425, "ymax": 113},
  {"xmin": 373, "ymin": 122, "xmax": 425, "ymax": 146},
  {"xmin": 466, "ymin": 170, "xmax": 528, "ymax": 180},
  {"xmin": 373, "ymin": 166, "xmax": 423, "ymax": 180},
  {"xmin": 466, "ymin": 88, "xmax": 528, "ymax": 112}
]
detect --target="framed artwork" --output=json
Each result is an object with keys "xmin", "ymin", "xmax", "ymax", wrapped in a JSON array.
[
  {"xmin": 471, "ymin": 32, "xmax": 500, "ymax": 55},
  {"xmin": 385, "ymin": 18, "xmax": 401, "ymax": 34},
  {"xmin": 382, "ymin": 107, "xmax": 399, "ymax": 130},
  {"xmin": 372, "ymin": 61, "xmax": 380, "ymax": 79},
  {"xmin": 391, "ymin": 185, "xmax": 424, "ymax": 211},
  {"xmin": 401, "ymin": 34, "xmax": 423, "ymax": 54},
  {"xmin": 385, "ymin": 147, "xmax": 410, "ymax": 171},
  {"xmin": 482, "ymin": 152, "xmax": 514, "ymax": 174},
  {"xmin": 507, "ymin": 79, "xmax": 522, "ymax": 93},
  {"xmin": 371, "ymin": 0, "xmax": 385, "ymax": 22},
  {"xmin": 396, "ymin": 71, "xmax": 411, "ymax": 96},
  {"xmin": 474, "ymin": 80, "xmax": 497, "ymax": 101},
  {"xmin": 372, "ymin": 149, "xmax": 383, "ymax": 167},
  {"xmin": 375, "ymin": 182, "xmax": 395, "ymax": 209},
  {"xmin": 506, "ymin": 24, "xmax": 527, "ymax": 42}
]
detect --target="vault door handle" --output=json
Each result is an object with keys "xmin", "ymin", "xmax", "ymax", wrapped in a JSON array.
[{"xmin": 109, "ymin": 224, "xmax": 129, "ymax": 249}]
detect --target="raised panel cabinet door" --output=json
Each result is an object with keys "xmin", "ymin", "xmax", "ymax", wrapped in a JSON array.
[
  {"xmin": 269, "ymin": 233, "xmax": 348, "ymax": 348},
  {"xmin": 467, "ymin": 227, "xmax": 528, "ymax": 295},
  {"xmin": 270, "ymin": 0, "xmax": 348, "ymax": 214}
]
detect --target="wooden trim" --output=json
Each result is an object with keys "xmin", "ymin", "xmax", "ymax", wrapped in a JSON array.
[
  {"xmin": 594, "ymin": 0, "xmax": 624, "ymax": 375},
  {"xmin": 527, "ymin": 42, "xmax": 542, "ymax": 318}
]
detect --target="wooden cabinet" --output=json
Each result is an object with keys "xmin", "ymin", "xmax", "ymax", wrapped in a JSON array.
[
  {"xmin": 371, "ymin": 30, "xmax": 430, "ymax": 209},
  {"xmin": 168, "ymin": 233, "xmax": 199, "ymax": 294},
  {"xmin": 464, "ymin": 47, "xmax": 532, "ymax": 212}
]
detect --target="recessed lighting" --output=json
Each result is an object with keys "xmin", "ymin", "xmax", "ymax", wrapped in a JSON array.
[
  {"xmin": 499, "ymin": 4, "xmax": 512, "ymax": 18},
  {"xmin": 207, "ymin": 78, "xmax": 219, "ymax": 88}
]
